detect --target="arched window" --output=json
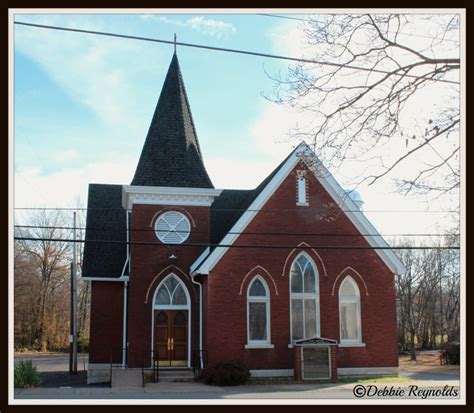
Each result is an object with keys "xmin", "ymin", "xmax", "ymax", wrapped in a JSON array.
[
  {"xmin": 154, "ymin": 274, "xmax": 189, "ymax": 309},
  {"xmin": 339, "ymin": 276, "xmax": 362, "ymax": 343},
  {"xmin": 247, "ymin": 276, "xmax": 270, "ymax": 344},
  {"xmin": 290, "ymin": 253, "xmax": 320, "ymax": 341}
]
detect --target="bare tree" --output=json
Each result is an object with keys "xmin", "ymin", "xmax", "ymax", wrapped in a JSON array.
[
  {"xmin": 14, "ymin": 210, "xmax": 71, "ymax": 351},
  {"xmin": 395, "ymin": 232, "xmax": 460, "ymax": 360},
  {"xmin": 269, "ymin": 13, "xmax": 460, "ymax": 198},
  {"xmin": 14, "ymin": 204, "xmax": 92, "ymax": 353},
  {"xmin": 73, "ymin": 199, "xmax": 91, "ymax": 351}
]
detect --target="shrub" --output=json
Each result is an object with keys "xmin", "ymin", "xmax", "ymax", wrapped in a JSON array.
[
  {"xmin": 14, "ymin": 360, "xmax": 41, "ymax": 388},
  {"xmin": 201, "ymin": 360, "xmax": 250, "ymax": 386},
  {"xmin": 440, "ymin": 342, "xmax": 460, "ymax": 365}
]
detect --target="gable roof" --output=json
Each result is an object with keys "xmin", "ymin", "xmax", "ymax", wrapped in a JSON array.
[
  {"xmin": 131, "ymin": 53, "xmax": 214, "ymax": 189},
  {"xmin": 193, "ymin": 142, "xmax": 406, "ymax": 276},
  {"xmin": 81, "ymin": 184, "xmax": 127, "ymax": 278}
]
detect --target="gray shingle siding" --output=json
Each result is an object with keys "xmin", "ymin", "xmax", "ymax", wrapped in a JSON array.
[{"xmin": 82, "ymin": 184, "xmax": 127, "ymax": 278}]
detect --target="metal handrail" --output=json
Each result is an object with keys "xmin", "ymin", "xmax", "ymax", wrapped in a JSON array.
[
  {"xmin": 109, "ymin": 348, "xmax": 160, "ymax": 386},
  {"xmin": 140, "ymin": 349, "xmax": 159, "ymax": 386}
]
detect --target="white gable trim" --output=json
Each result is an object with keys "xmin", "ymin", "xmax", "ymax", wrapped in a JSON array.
[
  {"xmin": 193, "ymin": 143, "xmax": 304, "ymax": 275},
  {"xmin": 193, "ymin": 142, "xmax": 405, "ymax": 276},
  {"xmin": 190, "ymin": 247, "xmax": 210, "ymax": 274},
  {"xmin": 300, "ymin": 147, "xmax": 406, "ymax": 275}
]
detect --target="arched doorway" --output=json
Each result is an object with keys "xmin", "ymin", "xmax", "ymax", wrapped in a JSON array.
[{"xmin": 152, "ymin": 274, "xmax": 191, "ymax": 367}]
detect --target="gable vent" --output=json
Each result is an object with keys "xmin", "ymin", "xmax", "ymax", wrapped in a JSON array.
[{"xmin": 155, "ymin": 211, "xmax": 191, "ymax": 244}]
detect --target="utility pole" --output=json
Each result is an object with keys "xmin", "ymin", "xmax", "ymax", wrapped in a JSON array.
[{"xmin": 69, "ymin": 211, "xmax": 78, "ymax": 374}]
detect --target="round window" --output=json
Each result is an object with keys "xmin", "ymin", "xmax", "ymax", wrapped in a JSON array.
[{"xmin": 155, "ymin": 211, "xmax": 191, "ymax": 244}]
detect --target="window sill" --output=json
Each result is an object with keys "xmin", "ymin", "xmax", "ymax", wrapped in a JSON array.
[
  {"xmin": 338, "ymin": 342, "xmax": 366, "ymax": 348},
  {"xmin": 296, "ymin": 202, "xmax": 309, "ymax": 207},
  {"xmin": 245, "ymin": 344, "xmax": 274, "ymax": 349}
]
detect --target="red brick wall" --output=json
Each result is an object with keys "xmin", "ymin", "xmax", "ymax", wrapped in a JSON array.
[
  {"xmin": 126, "ymin": 204, "xmax": 209, "ymax": 366},
  {"xmin": 89, "ymin": 281, "xmax": 124, "ymax": 364},
  {"xmin": 204, "ymin": 161, "xmax": 398, "ymax": 370}
]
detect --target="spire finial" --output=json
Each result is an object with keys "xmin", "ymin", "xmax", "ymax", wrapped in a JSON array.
[{"xmin": 174, "ymin": 33, "xmax": 177, "ymax": 53}]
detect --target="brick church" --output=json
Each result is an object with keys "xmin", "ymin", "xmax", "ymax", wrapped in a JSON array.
[{"xmin": 82, "ymin": 53, "xmax": 405, "ymax": 383}]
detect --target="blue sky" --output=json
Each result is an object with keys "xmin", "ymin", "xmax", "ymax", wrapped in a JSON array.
[
  {"xmin": 14, "ymin": 14, "xmax": 297, "ymax": 182},
  {"xmin": 12, "ymin": 11, "xmax": 461, "ymax": 238}
]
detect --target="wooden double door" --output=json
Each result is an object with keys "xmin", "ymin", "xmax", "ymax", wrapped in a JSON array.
[{"xmin": 154, "ymin": 310, "xmax": 188, "ymax": 367}]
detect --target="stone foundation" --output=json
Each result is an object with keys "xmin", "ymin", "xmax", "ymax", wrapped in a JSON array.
[{"xmin": 87, "ymin": 363, "xmax": 111, "ymax": 384}]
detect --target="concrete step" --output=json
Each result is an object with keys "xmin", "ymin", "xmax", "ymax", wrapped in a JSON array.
[
  {"xmin": 158, "ymin": 368, "xmax": 195, "ymax": 382},
  {"xmin": 111, "ymin": 368, "xmax": 143, "ymax": 387}
]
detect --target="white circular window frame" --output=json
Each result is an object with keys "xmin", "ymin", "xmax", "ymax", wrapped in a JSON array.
[{"xmin": 154, "ymin": 211, "xmax": 191, "ymax": 244}]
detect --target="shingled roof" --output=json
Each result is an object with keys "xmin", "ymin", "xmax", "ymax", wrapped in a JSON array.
[
  {"xmin": 131, "ymin": 53, "xmax": 214, "ymax": 188},
  {"xmin": 82, "ymin": 184, "xmax": 127, "ymax": 278}
]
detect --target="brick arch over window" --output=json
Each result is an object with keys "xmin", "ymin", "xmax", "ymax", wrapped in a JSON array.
[
  {"xmin": 148, "ymin": 207, "xmax": 196, "ymax": 228},
  {"xmin": 144, "ymin": 265, "xmax": 197, "ymax": 304},
  {"xmin": 281, "ymin": 242, "xmax": 328, "ymax": 278},
  {"xmin": 331, "ymin": 266, "xmax": 369, "ymax": 296},
  {"xmin": 239, "ymin": 265, "xmax": 279, "ymax": 296}
]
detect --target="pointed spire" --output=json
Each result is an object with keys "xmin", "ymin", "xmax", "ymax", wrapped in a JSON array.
[{"xmin": 131, "ymin": 53, "xmax": 214, "ymax": 188}]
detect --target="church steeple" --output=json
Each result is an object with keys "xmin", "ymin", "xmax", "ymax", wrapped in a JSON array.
[{"xmin": 131, "ymin": 53, "xmax": 214, "ymax": 188}]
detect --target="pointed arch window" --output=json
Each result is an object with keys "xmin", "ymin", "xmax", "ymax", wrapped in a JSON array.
[
  {"xmin": 154, "ymin": 274, "xmax": 189, "ymax": 309},
  {"xmin": 247, "ymin": 276, "xmax": 271, "ymax": 345},
  {"xmin": 290, "ymin": 253, "xmax": 320, "ymax": 342},
  {"xmin": 339, "ymin": 276, "xmax": 362, "ymax": 343}
]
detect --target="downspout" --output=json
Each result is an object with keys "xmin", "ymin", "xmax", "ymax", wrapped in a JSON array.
[
  {"xmin": 122, "ymin": 209, "xmax": 131, "ymax": 368},
  {"xmin": 122, "ymin": 280, "xmax": 128, "ymax": 368},
  {"xmin": 190, "ymin": 273, "xmax": 203, "ymax": 369}
]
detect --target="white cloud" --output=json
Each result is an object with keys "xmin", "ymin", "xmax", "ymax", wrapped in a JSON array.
[
  {"xmin": 205, "ymin": 156, "xmax": 280, "ymax": 190},
  {"xmin": 249, "ymin": 101, "xmax": 302, "ymax": 161},
  {"xmin": 53, "ymin": 150, "xmax": 80, "ymax": 163},
  {"xmin": 267, "ymin": 19, "xmax": 306, "ymax": 57},
  {"xmin": 157, "ymin": 16, "xmax": 236, "ymax": 38},
  {"xmin": 14, "ymin": 156, "xmax": 137, "ymax": 210}
]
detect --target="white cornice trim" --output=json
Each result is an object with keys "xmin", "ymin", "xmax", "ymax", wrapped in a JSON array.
[
  {"xmin": 194, "ymin": 142, "xmax": 406, "ymax": 276},
  {"xmin": 122, "ymin": 185, "xmax": 222, "ymax": 209},
  {"xmin": 82, "ymin": 276, "xmax": 129, "ymax": 282}
]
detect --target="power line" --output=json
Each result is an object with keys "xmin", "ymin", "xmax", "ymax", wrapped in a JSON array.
[
  {"xmin": 13, "ymin": 207, "xmax": 459, "ymax": 214},
  {"xmin": 14, "ymin": 21, "xmax": 460, "ymax": 85},
  {"xmin": 258, "ymin": 13, "xmax": 461, "ymax": 44},
  {"xmin": 14, "ymin": 225, "xmax": 459, "ymax": 239},
  {"xmin": 14, "ymin": 236, "xmax": 460, "ymax": 250}
]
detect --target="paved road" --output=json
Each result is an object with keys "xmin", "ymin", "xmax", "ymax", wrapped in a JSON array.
[{"xmin": 14, "ymin": 353, "xmax": 88, "ymax": 372}]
